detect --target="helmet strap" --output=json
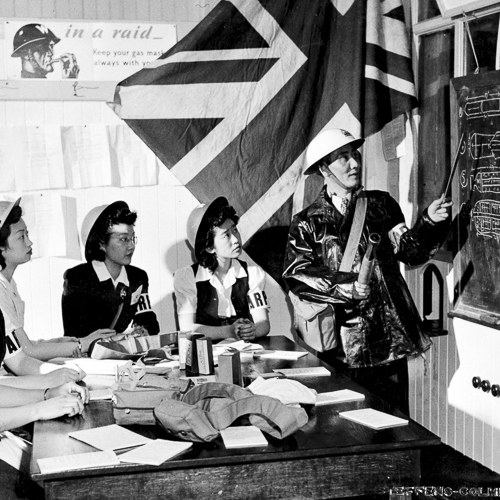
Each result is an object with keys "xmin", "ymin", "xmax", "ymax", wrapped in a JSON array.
[{"xmin": 27, "ymin": 49, "xmax": 46, "ymax": 77}]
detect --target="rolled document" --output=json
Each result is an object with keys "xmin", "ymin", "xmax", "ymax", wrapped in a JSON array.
[{"xmin": 357, "ymin": 233, "xmax": 381, "ymax": 285}]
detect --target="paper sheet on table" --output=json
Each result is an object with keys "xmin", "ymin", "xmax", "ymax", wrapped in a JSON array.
[
  {"xmin": 273, "ymin": 366, "xmax": 331, "ymax": 377},
  {"xmin": 213, "ymin": 340, "xmax": 263, "ymax": 354},
  {"xmin": 252, "ymin": 350, "xmax": 308, "ymax": 360},
  {"xmin": 315, "ymin": 389, "xmax": 365, "ymax": 406},
  {"xmin": 69, "ymin": 424, "xmax": 151, "ymax": 451},
  {"xmin": 220, "ymin": 426, "xmax": 268, "ymax": 449},
  {"xmin": 50, "ymin": 357, "xmax": 130, "ymax": 376},
  {"xmin": 338, "ymin": 408, "xmax": 408, "ymax": 430},
  {"xmin": 118, "ymin": 439, "xmax": 192, "ymax": 466},
  {"xmin": 38, "ymin": 450, "xmax": 120, "ymax": 474},
  {"xmin": 0, "ymin": 431, "xmax": 31, "ymax": 472}
]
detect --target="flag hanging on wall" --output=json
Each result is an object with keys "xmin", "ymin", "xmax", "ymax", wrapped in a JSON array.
[{"xmin": 110, "ymin": 0, "xmax": 417, "ymax": 285}]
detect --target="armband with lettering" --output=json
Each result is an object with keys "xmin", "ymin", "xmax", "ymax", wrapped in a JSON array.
[
  {"xmin": 388, "ymin": 223, "xmax": 409, "ymax": 254},
  {"xmin": 135, "ymin": 293, "xmax": 153, "ymax": 314},
  {"xmin": 247, "ymin": 289, "xmax": 269, "ymax": 311}
]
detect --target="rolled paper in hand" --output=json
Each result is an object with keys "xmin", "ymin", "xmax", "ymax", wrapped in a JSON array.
[{"xmin": 358, "ymin": 233, "xmax": 381, "ymax": 285}]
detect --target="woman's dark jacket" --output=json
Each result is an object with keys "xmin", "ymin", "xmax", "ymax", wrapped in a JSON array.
[
  {"xmin": 62, "ymin": 263, "xmax": 159, "ymax": 338},
  {"xmin": 283, "ymin": 187, "xmax": 449, "ymax": 367}
]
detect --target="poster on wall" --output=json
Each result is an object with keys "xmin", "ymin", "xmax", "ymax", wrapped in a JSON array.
[{"xmin": 0, "ymin": 20, "xmax": 176, "ymax": 81}]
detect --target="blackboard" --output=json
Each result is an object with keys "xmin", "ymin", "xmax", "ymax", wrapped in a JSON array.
[{"xmin": 450, "ymin": 70, "xmax": 500, "ymax": 328}]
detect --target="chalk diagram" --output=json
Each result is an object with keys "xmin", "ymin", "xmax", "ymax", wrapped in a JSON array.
[
  {"xmin": 459, "ymin": 133, "xmax": 500, "ymax": 192},
  {"xmin": 459, "ymin": 93, "xmax": 500, "ymax": 240},
  {"xmin": 460, "ymin": 91, "xmax": 500, "ymax": 120},
  {"xmin": 471, "ymin": 199, "xmax": 500, "ymax": 240}
]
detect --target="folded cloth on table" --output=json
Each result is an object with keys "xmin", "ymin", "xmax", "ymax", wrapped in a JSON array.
[
  {"xmin": 247, "ymin": 376, "xmax": 317, "ymax": 405},
  {"xmin": 155, "ymin": 382, "xmax": 308, "ymax": 443}
]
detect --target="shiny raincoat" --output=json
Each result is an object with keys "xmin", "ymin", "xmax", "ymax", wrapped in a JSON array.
[{"xmin": 283, "ymin": 187, "xmax": 450, "ymax": 368}]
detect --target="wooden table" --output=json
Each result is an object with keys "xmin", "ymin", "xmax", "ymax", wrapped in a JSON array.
[{"xmin": 31, "ymin": 336, "xmax": 440, "ymax": 500}]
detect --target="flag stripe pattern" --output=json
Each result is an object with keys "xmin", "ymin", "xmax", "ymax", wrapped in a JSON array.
[{"xmin": 111, "ymin": 0, "xmax": 417, "ymax": 284}]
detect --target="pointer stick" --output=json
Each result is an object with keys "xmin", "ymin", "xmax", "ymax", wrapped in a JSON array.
[{"xmin": 444, "ymin": 132, "xmax": 465, "ymax": 198}]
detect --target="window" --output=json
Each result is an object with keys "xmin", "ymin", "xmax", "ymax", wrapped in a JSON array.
[{"xmin": 414, "ymin": 1, "xmax": 500, "ymax": 214}]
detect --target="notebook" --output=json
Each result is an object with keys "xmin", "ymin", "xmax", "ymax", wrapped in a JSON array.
[
  {"xmin": 273, "ymin": 366, "xmax": 330, "ymax": 377},
  {"xmin": 338, "ymin": 408, "xmax": 408, "ymax": 430},
  {"xmin": 315, "ymin": 389, "xmax": 365, "ymax": 406},
  {"xmin": 220, "ymin": 426, "xmax": 268, "ymax": 449},
  {"xmin": 118, "ymin": 439, "xmax": 192, "ymax": 466},
  {"xmin": 37, "ymin": 450, "xmax": 120, "ymax": 474},
  {"xmin": 69, "ymin": 424, "xmax": 151, "ymax": 451}
]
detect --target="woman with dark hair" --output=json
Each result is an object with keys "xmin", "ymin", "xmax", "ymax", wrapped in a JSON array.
[
  {"xmin": 174, "ymin": 197, "xmax": 270, "ymax": 341},
  {"xmin": 62, "ymin": 201, "xmax": 159, "ymax": 338},
  {"xmin": 0, "ymin": 198, "xmax": 113, "ymax": 366},
  {"xmin": 0, "ymin": 307, "xmax": 87, "ymax": 500}
]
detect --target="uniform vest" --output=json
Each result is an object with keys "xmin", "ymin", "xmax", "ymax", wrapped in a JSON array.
[{"xmin": 193, "ymin": 261, "xmax": 251, "ymax": 327}]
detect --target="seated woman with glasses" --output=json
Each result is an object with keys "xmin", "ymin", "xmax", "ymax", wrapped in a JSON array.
[
  {"xmin": 174, "ymin": 197, "xmax": 270, "ymax": 342},
  {"xmin": 62, "ymin": 201, "xmax": 160, "ymax": 340}
]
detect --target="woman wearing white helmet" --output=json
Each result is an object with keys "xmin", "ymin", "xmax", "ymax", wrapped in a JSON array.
[
  {"xmin": 62, "ymin": 201, "xmax": 159, "ymax": 340},
  {"xmin": 174, "ymin": 197, "xmax": 270, "ymax": 341},
  {"xmin": 0, "ymin": 198, "xmax": 91, "ymax": 386},
  {"xmin": 284, "ymin": 128, "xmax": 452, "ymax": 414}
]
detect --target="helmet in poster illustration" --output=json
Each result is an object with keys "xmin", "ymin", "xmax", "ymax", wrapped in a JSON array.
[{"xmin": 11, "ymin": 23, "xmax": 60, "ymax": 57}]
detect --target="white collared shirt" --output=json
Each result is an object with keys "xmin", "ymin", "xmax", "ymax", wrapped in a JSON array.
[
  {"xmin": 92, "ymin": 260, "xmax": 129, "ymax": 288},
  {"xmin": 328, "ymin": 191, "xmax": 351, "ymax": 214},
  {"xmin": 174, "ymin": 259, "xmax": 268, "ymax": 318}
]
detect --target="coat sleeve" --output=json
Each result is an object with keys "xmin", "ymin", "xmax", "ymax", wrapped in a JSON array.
[
  {"xmin": 385, "ymin": 195, "xmax": 451, "ymax": 266},
  {"xmin": 282, "ymin": 213, "xmax": 357, "ymax": 306}
]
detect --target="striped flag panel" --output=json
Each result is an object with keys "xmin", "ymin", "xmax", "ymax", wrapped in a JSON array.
[{"xmin": 111, "ymin": 0, "xmax": 417, "ymax": 284}]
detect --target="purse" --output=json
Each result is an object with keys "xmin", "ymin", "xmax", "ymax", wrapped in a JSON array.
[
  {"xmin": 113, "ymin": 373, "xmax": 192, "ymax": 425},
  {"xmin": 154, "ymin": 382, "xmax": 308, "ymax": 443},
  {"xmin": 290, "ymin": 192, "xmax": 367, "ymax": 353}
]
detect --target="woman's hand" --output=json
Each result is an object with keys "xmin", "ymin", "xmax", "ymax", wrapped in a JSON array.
[
  {"xmin": 36, "ymin": 395, "xmax": 85, "ymax": 420},
  {"xmin": 231, "ymin": 318, "xmax": 257, "ymax": 342},
  {"xmin": 80, "ymin": 329, "xmax": 116, "ymax": 353},
  {"xmin": 41, "ymin": 366, "xmax": 85, "ymax": 387},
  {"xmin": 46, "ymin": 382, "xmax": 89, "ymax": 404},
  {"xmin": 352, "ymin": 281, "xmax": 370, "ymax": 300},
  {"xmin": 427, "ymin": 194, "xmax": 453, "ymax": 223},
  {"xmin": 130, "ymin": 326, "xmax": 149, "ymax": 337}
]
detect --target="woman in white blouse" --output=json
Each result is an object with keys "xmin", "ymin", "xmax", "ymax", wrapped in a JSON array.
[{"xmin": 174, "ymin": 197, "xmax": 270, "ymax": 342}]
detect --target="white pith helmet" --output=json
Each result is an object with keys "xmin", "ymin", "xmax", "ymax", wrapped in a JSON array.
[
  {"xmin": 304, "ymin": 128, "xmax": 364, "ymax": 175},
  {"xmin": 81, "ymin": 201, "xmax": 129, "ymax": 262},
  {"xmin": 186, "ymin": 197, "xmax": 229, "ymax": 261},
  {"xmin": 0, "ymin": 198, "xmax": 22, "ymax": 232}
]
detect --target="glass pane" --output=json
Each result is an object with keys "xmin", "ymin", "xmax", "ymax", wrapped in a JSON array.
[
  {"xmin": 417, "ymin": 29, "xmax": 454, "ymax": 211},
  {"xmin": 466, "ymin": 13, "xmax": 500, "ymax": 74},
  {"xmin": 418, "ymin": 0, "xmax": 442, "ymax": 22}
]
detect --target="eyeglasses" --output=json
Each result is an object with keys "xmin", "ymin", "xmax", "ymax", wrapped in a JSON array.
[{"xmin": 110, "ymin": 234, "xmax": 138, "ymax": 246}]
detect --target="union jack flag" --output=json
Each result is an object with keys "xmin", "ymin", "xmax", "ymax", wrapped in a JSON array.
[{"xmin": 111, "ymin": 0, "xmax": 417, "ymax": 285}]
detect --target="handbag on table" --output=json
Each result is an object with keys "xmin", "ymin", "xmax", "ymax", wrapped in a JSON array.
[{"xmin": 112, "ymin": 362, "xmax": 192, "ymax": 425}]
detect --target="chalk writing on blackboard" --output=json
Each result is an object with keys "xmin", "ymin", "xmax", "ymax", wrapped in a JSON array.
[{"xmin": 451, "ymin": 71, "xmax": 500, "ymax": 328}]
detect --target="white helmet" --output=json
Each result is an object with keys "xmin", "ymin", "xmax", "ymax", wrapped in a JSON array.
[
  {"xmin": 186, "ymin": 197, "xmax": 229, "ymax": 261},
  {"xmin": 304, "ymin": 128, "xmax": 364, "ymax": 175},
  {"xmin": 0, "ymin": 198, "xmax": 22, "ymax": 232}
]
